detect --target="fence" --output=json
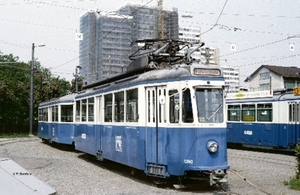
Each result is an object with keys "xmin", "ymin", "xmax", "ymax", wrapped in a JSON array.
[{"xmin": 0, "ymin": 124, "xmax": 38, "ymax": 135}]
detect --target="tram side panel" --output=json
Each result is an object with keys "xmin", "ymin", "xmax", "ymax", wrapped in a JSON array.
[
  {"xmin": 38, "ymin": 122, "xmax": 52, "ymax": 141},
  {"xmin": 38, "ymin": 107, "xmax": 52, "ymax": 141},
  {"xmin": 100, "ymin": 125, "xmax": 146, "ymax": 170},
  {"xmin": 276, "ymin": 101, "xmax": 288, "ymax": 148},
  {"xmin": 49, "ymin": 123, "xmax": 74, "ymax": 145},
  {"xmin": 74, "ymin": 123, "xmax": 97, "ymax": 155},
  {"xmin": 281, "ymin": 100, "xmax": 300, "ymax": 149}
]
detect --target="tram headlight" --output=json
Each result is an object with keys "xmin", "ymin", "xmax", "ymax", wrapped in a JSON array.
[{"xmin": 207, "ymin": 141, "xmax": 218, "ymax": 153}]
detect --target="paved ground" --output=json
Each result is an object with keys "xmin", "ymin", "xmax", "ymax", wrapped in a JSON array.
[{"xmin": 0, "ymin": 137, "xmax": 299, "ymax": 195}]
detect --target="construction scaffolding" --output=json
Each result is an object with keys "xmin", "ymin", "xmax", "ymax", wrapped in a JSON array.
[{"xmin": 79, "ymin": 4, "xmax": 179, "ymax": 85}]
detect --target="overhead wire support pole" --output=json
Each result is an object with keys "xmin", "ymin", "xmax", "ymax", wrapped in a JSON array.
[
  {"xmin": 29, "ymin": 43, "xmax": 45, "ymax": 136},
  {"xmin": 29, "ymin": 43, "xmax": 35, "ymax": 136}
]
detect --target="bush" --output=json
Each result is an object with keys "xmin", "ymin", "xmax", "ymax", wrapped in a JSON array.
[
  {"xmin": 285, "ymin": 144, "xmax": 300, "ymax": 190},
  {"xmin": 296, "ymin": 145, "xmax": 300, "ymax": 179}
]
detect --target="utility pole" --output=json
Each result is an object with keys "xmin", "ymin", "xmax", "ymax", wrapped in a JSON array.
[
  {"xmin": 74, "ymin": 65, "xmax": 81, "ymax": 92},
  {"xmin": 29, "ymin": 43, "xmax": 45, "ymax": 136},
  {"xmin": 29, "ymin": 43, "xmax": 35, "ymax": 136}
]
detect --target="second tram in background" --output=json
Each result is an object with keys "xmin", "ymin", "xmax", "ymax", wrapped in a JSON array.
[
  {"xmin": 226, "ymin": 89, "xmax": 300, "ymax": 150},
  {"xmin": 38, "ymin": 94, "xmax": 75, "ymax": 145}
]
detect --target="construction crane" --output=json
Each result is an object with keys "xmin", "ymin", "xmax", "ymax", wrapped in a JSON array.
[{"xmin": 158, "ymin": 0, "xmax": 164, "ymax": 39}]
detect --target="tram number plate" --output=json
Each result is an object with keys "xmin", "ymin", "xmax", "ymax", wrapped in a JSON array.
[{"xmin": 184, "ymin": 159, "xmax": 193, "ymax": 164}]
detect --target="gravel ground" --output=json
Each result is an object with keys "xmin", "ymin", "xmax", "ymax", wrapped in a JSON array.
[{"xmin": 0, "ymin": 137, "xmax": 299, "ymax": 195}]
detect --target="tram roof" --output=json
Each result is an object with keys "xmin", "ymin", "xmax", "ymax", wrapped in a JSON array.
[{"xmin": 39, "ymin": 93, "xmax": 76, "ymax": 107}]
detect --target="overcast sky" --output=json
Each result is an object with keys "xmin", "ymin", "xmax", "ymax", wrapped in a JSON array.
[{"xmin": 1, "ymin": 0, "xmax": 299, "ymax": 84}]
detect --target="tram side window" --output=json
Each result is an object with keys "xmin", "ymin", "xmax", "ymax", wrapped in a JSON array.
[
  {"xmin": 289, "ymin": 103, "xmax": 300, "ymax": 122},
  {"xmin": 61, "ymin": 105, "xmax": 73, "ymax": 122},
  {"xmin": 38, "ymin": 108, "xmax": 43, "ymax": 121},
  {"xmin": 75, "ymin": 100, "xmax": 80, "ymax": 122},
  {"xmin": 38, "ymin": 108, "xmax": 48, "ymax": 122},
  {"xmin": 158, "ymin": 88, "xmax": 166, "ymax": 123},
  {"xmin": 43, "ymin": 108, "xmax": 48, "ymax": 121},
  {"xmin": 257, "ymin": 103, "xmax": 272, "ymax": 122},
  {"xmin": 126, "ymin": 89, "xmax": 138, "ymax": 122},
  {"xmin": 88, "ymin": 97, "xmax": 94, "ymax": 122},
  {"xmin": 52, "ymin": 105, "xmax": 58, "ymax": 122},
  {"xmin": 169, "ymin": 90, "xmax": 179, "ymax": 123},
  {"xmin": 296, "ymin": 103, "xmax": 300, "ymax": 122},
  {"xmin": 182, "ymin": 89, "xmax": 193, "ymax": 123},
  {"xmin": 115, "ymin": 91, "xmax": 124, "ymax": 122},
  {"xmin": 105, "ymin": 94, "xmax": 112, "ymax": 122},
  {"xmin": 242, "ymin": 104, "xmax": 255, "ymax": 121},
  {"xmin": 227, "ymin": 105, "xmax": 240, "ymax": 121},
  {"xmin": 82, "ymin": 99, "xmax": 87, "ymax": 121}
]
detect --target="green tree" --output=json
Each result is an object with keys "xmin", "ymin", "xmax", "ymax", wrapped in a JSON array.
[
  {"xmin": 0, "ymin": 53, "xmax": 29, "ymax": 124},
  {"xmin": 33, "ymin": 62, "xmax": 71, "ymax": 124},
  {"xmin": 0, "ymin": 51, "xmax": 71, "ymax": 125}
]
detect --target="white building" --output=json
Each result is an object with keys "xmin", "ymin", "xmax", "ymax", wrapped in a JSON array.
[
  {"xmin": 178, "ymin": 26, "xmax": 201, "ymax": 60},
  {"xmin": 245, "ymin": 65, "xmax": 300, "ymax": 91},
  {"xmin": 221, "ymin": 65, "xmax": 240, "ymax": 93}
]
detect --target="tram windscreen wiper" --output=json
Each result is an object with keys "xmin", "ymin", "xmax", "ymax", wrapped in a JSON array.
[{"xmin": 206, "ymin": 104, "xmax": 223, "ymax": 121}]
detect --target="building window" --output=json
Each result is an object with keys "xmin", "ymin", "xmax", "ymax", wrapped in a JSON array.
[
  {"xmin": 285, "ymin": 82, "xmax": 295, "ymax": 90},
  {"xmin": 260, "ymin": 72, "xmax": 270, "ymax": 80},
  {"xmin": 260, "ymin": 83, "xmax": 270, "ymax": 90}
]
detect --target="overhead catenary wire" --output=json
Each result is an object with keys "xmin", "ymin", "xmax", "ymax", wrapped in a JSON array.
[
  {"xmin": 0, "ymin": 17, "xmax": 76, "ymax": 31},
  {"xmin": 1, "ymin": 0, "xmax": 299, "ymax": 78},
  {"xmin": 200, "ymin": 0, "xmax": 229, "ymax": 36},
  {"xmin": 240, "ymin": 53, "xmax": 300, "ymax": 67}
]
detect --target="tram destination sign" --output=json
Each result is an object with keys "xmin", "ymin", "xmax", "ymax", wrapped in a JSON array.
[
  {"xmin": 193, "ymin": 68, "xmax": 221, "ymax": 76},
  {"xmin": 226, "ymin": 90, "xmax": 273, "ymax": 99}
]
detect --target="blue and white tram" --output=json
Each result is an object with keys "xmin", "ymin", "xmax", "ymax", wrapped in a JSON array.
[
  {"xmin": 38, "ymin": 93, "xmax": 76, "ymax": 145},
  {"xmin": 73, "ymin": 40, "xmax": 229, "ymax": 186},
  {"xmin": 226, "ymin": 90, "xmax": 300, "ymax": 150}
]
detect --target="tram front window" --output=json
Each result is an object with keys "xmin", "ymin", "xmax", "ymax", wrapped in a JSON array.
[{"xmin": 195, "ymin": 88, "xmax": 223, "ymax": 123}]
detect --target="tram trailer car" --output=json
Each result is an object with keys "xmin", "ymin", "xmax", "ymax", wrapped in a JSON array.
[
  {"xmin": 73, "ymin": 40, "xmax": 229, "ymax": 186},
  {"xmin": 38, "ymin": 93, "xmax": 76, "ymax": 145},
  {"xmin": 226, "ymin": 90, "xmax": 300, "ymax": 150}
]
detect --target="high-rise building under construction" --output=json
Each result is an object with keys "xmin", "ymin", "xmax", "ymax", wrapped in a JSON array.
[{"xmin": 79, "ymin": 4, "xmax": 179, "ymax": 85}]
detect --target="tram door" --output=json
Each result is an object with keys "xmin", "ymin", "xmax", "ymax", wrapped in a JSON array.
[
  {"xmin": 145, "ymin": 86, "xmax": 167, "ymax": 168},
  {"xmin": 287, "ymin": 102, "xmax": 300, "ymax": 148}
]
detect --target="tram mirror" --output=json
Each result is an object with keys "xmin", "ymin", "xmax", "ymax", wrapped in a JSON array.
[{"xmin": 159, "ymin": 95, "xmax": 166, "ymax": 104}]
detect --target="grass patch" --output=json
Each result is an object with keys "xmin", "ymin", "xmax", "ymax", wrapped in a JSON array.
[
  {"xmin": 284, "ymin": 178, "xmax": 300, "ymax": 191},
  {"xmin": 0, "ymin": 133, "xmax": 31, "ymax": 138}
]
